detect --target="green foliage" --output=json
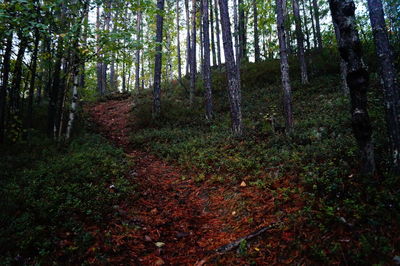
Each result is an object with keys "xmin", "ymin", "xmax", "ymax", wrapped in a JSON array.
[
  {"xmin": 0, "ymin": 133, "xmax": 133, "ymax": 263},
  {"xmin": 130, "ymin": 52, "xmax": 399, "ymax": 264}
]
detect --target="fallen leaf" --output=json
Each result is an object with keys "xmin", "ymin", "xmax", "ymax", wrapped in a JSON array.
[
  {"xmin": 155, "ymin": 242, "xmax": 165, "ymax": 248},
  {"xmin": 240, "ymin": 181, "xmax": 247, "ymax": 187}
]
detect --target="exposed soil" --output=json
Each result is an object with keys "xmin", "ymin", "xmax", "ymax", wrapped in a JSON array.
[{"xmin": 85, "ymin": 97, "xmax": 302, "ymax": 265}]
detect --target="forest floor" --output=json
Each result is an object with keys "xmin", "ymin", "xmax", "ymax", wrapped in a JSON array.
[{"xmin": 86, "ymin": 97, "xmax": 302, "ymax": 265}]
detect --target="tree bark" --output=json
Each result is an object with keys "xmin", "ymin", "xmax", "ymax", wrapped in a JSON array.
[
  {"xmin": 10, "ymin": 36, "xmax": 28, "ymax": 114},
  {"xmin": 96, "ymin": 5, "xmax": 105, "ymax": 95},
  {"xmin": 367, "ymin": 0, "xmax": 400, "ymax": 174},
  {"xmin": 312, "ymin": 0, "xmax": 323, "ymax": 49},
  {"xmin": 218, "ymin": 0, "xmax": 243, "ymax": 136},
  {"xmin": 301, "ymin": 0, "xmax": 311, "ymax": 50},
  {"xmin": 153, "ymin": 0, "xmax": 165, "ymax": 118},
  {"xmin": 308, "ymin": 0, "xmax": 317, "ymax": 48},
  {"xmin": 332, "ymin": 20, "xmax": 349, "ymax": 94},
  {"xmin": 253, "ymin": 0, "xmax": 260, "ymax": 62},
  {"xmin": 238, "ymin": 0, "xmax": 247, "ymax": 61},
  {"xmin": 190, "ymin": 0, "xmax": 197, "ymax": 105},
  {"xmin": 66, "ymin": 68, "xmax": 79, "ymax": 139},
  {"xmin": 292, "ymin": 0, "xmax": 309, "ymax": 84},
  {"xmin": 214, "ymin": 0, "xmax": 222, "ymax": 67},
  {"xmin": 0, "ymin": 31, "xmax": 12, "ymax": 143},
  {"xmin": 202, "ymin": 0, "xmax": 213, "ymax": 120},
  {"xmin": 328, "ymin": 0, "xmax": 376, "ymax": 175},
  {"xmin": 185, "ymin": 0, "xmax": 191, "ymax": 76},
  {"xmin": 209, "ymin": 0, "xmax": 217, "ymax": 67},
  {"xmin": 27, "ymin": 28, "xmax": 40, "ymax": 128},
  {"xmin": 48, "ymin": 37, "xmax": 63, "ymax": 137},
  {"xmin": 277, "ymin": 0, "xmax": 294, "ymax": 133},
  {"xmin": 176, "ymin": 0, "xmax": 182, "ymax": 80},
  {"xmin": 136, "ymin": 9, "xmax": 142, "ymax": 91}
]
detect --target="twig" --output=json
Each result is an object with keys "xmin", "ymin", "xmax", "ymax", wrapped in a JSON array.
[{"xmin": 215, "ymin": 221, "xmax": 281, "ymax": 253}]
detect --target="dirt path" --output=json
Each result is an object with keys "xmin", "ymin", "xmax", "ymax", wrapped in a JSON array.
[{"xmin": 86, "ymin": 97, "xmax": 300, "ymax": 265}]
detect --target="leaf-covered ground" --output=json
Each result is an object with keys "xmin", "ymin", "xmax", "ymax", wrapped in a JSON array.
[{"xmin": 86, "ymin": 97, "xmax": 303, "ymax": 265}]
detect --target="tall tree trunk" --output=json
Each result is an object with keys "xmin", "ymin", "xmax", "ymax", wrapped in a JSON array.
[
  {"xmin": 238, "ymin": 0, "xmax": 247, "ymax": 61},
  {"xmin": 190, "ymin": 0, "xmax": 197, "ymax": 105},
  {"xmin": 214, "ymin": 0, "xmax": 222, "ymax": 67},
  {"xmin": 48, "ymin": 37, "xmax": 63, "ymax": 137},
  {"xmin": 153, "ymin": 0, "xmax": 165, "ymax": 118},
  {"xmin": 185, "ymin": 0, "xmax": 191, "ymax": 76},
  {"xmin": 253, "ymin": 0, "xmax": 261, "ymax": 62},
  {"xmin": 309, "ymin": 0, "xmax": 317, "ymax": 48},
  {"xmin": 328, "ymin": 0, "xmax": 376, "ymax": 175},
  {"xmin": 233, "ymin": 0, "xmax": 239, "ymax": 62},
  {"xmin": 301, "ymin": 0, "xmax": 311, "ymax": 50},
  {"xmin": 96, "ymin": 6, "xmax": 104, "ymax": 95},
  {"xmin": 218, "ymin": 0, "xmax": 243, "ymax": 136},
  {"xmin": 27, "ymin": 28, "xmax": 40, "ymax": 128},
  {"xmin": 367, "ymin": 0, "xmax": 400, "ymax": 174},
  {"xmin": 277, "ymin": 0, "xmax": 294, "ymax": 133},
  {"xmin": 312, "ymin": 0, "xmax": 323, "ymax": 49},
  {"xmin": 0, "ymin": 32, "xmax": 12, "ymax": 143},
  {"xmin": 332, "ymin": 20, "xmax": 349, "ymax": 94},
  {"xmin": 10, "ymin": 36, "xmax": 28, "ymax": 114},
  {"xmin": 292, "ymin": 0, "xmax": 309, "ymax": 84},
  {"xmin": 282, "ymin": 0, "xmax": 291, "ymax": 55},
  {"xmin": 176, "ymin": 0, "xmax": 182, "ymax": 80},
  {"xmin": 136, "ymin": 9, "xmax": 142, "ymax": 91},
  {"xmin": 66, "ymin": 69, "xmax": 79, "ymax": 139},
  {"xmin": 210, "ymin": 0, "xmax": 217, "ymax": 67},
  {"xmin": 202, "ymin": 0, "xmax": 213, "ymax": 120}
]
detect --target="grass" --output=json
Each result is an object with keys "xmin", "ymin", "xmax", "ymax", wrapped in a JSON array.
[{"xmin": 0, "ymin": 132, "xmax": 133, "ymax": 264}]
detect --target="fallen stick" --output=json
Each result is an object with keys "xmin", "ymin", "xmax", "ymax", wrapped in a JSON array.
[
  {"xmin": 195, "ymin": 222, "xmax": 282, "ymax": 266},
  {"xmin": 215, "ymin": 221, "xmax": 282, "ymax": 253}
]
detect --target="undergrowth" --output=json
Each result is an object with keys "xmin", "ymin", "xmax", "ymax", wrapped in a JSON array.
[
  {"xmin": 130, "ymin": 50, "xmax": 400, "ymax": 264},
  {"xmin": 0, "ymin": 133, "xmax": 133, "ymax": 264}
]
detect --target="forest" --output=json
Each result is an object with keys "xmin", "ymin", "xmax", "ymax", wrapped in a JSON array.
[{"xmin": 1, "ymin": 0, "xmax": 400, "ymax": 264}]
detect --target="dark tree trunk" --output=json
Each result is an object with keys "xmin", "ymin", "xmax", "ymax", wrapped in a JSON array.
[
  {"xmin": 277, "ymin": 0, "xmax": 294, "ymax": 133},
  {"xmin": 214, "ymin": 0, "xmax": 222, "ymax": 67},
  {"xmin": 27, "ymin": 29, "xmax": 40, "ymax": 128},
  {"xmin": 0, "ymin": 32, "xmax": 12, "ymax": 143},
  {"xmin": 367, "ymin": 0, "xmax": 400, "ymax": 174},
  {"xmin": 48, "ymin": 37, "xmax": 63, "ymax": 137},
  {"xmin": 176, "ymin": 0, "xmax": 182, "ymax": 80},
  {"xmin": 136, "ymin": 10, "xmax": 142, "ymax": 91},
  {"xmin": 328, "ymin": 0, "xmax": 376, "ymax": 175},
  {"xmin": 218, "ymin": 0, "xmax": 243, "ymax": 136},
  {"xmin": 312, "ymin": 0, "xmax": 323, "ymax": 49},
  {"xmin": 253, "ymin": 0, "xmax": 261, "ymax": 62},
  {"xmin": 210, "ymin": 0, "xmax": 217, "ymax": 67},
  {"xmin": 185, "ymin": 0, "xmax": 191, "ymax": 76},
  {"xmin": 292, "ymin": 0, "xmax": 309, "ymax": 84},
  {"xmin": 10, "ymin": 36, "xmax": 28, "ymax": 114},
  {"xmin": 301, "ymin": 0, "xmax": 311, "ymax": 50},
  {"xmin": 202, "ymin": 0, "xmax": 213, "ymax": 120},
  {"xmin": 238, "ymin": 0, "xmax": 247, "ymax": 61},
  {"xmin": 332, "ymin": 20, "xmax": 349, "ymax": 94},
  {"xmin": 96, "ymin": 6, "xmax": 104, "ymax": 95},
  {"xmin": 309, "ymin": 0, "xmax": 317, "ymax": 48},
  {"xmin": 153, "ymin": 0, "xmax": 165, "ymax": 118},
  {"xmin": 190, "ymin": 0, "xmax": 197, "ymax": 105}
]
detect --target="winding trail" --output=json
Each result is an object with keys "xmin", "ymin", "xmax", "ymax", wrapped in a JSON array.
[{"xmin": 86, "ymin": 97, "xmax": 300, "ymax": 265}]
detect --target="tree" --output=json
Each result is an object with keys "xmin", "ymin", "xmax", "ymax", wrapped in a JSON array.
[
  {"xmin": 218, "ymin": 0, "xmax": 243, "ymax": 136},
  {"xmin": 202, "ymin": 0, "xmax": 213, "ymax": 120},
  {"xmin": 153, "ymin": 0, "xmax": 165, "ymax": 118},
  {"xmin": 190, "ymin": 0, "xmax": 197, "ymax": 105},
  {"xmin": 214, "ymin": 0, "xmax": 222, "ymax": 67},
  {"xmin": 367, "ymin": 0, "xmax": 400, "ymax": 174},
  {"xmin": 176, "ymin": 0, "xmax": 182, "ymax": 81},
  {"xmin": 328, "ymin": 0, "xmax": 376, "ymax": 175},
  {"xmin": 277, "ymin": 0, "xmax": 294, "ymax": 133},
  {"xmin": 312, "ymin": 0, "xmax": 323, "ymax": 49},
  {"xmin": 292, "ymin": 0, "xmax": 309, "ymax": 84},
  {"xmin": 253, "ymin": 0, "xmax": 261, "ymax": 62}
]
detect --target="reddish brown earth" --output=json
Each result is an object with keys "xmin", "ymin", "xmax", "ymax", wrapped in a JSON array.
[{"xmin": 85, "ymin": 97, "xmax": 303, "ymax": 265}]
